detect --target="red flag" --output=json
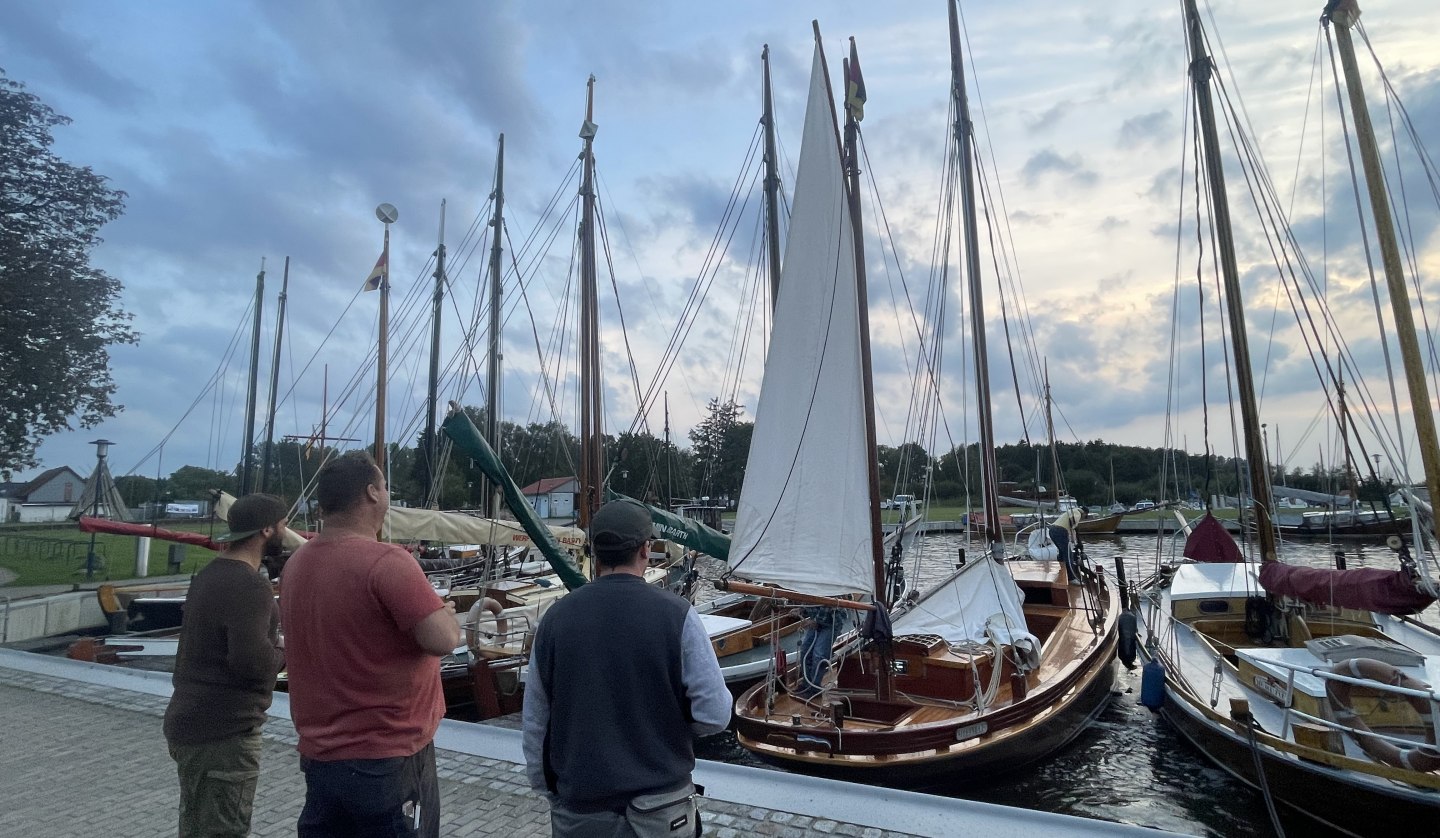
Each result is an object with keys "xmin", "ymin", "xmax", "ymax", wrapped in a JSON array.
[
  {"xmin": 846, "ymin": 37, "xmax": 867, "ymax": 122},
  {"xmin": 362, "ymin": 250, "xmax": 386, "ymax": 292}
]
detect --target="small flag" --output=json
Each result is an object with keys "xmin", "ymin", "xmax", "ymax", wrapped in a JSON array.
[
  {"xmin": 362, "ymin": 250, "xmax": 386, "ymax": 292},
  {"xmin": 846, "ymin": 37, "xmax": 866, "ymax": 122}
]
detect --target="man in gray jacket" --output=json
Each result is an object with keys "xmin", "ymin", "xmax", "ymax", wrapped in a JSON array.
[{"xmin": 523, "ymin": 498, "xmax": 730, "ymax": 836}]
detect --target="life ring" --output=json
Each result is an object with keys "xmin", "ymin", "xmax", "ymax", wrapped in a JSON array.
[
  {"xmin": 465, "ymin": 598, "xmax": 509, "ymax": 652},
  {"xmin": 1325, "ymin": 657, "xmax": 1440, "ymax": 772}
]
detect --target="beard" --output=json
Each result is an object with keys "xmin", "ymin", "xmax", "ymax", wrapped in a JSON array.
[{"xmin": 264, "ymin": 527, "xmax": 287, "ymax": 553}]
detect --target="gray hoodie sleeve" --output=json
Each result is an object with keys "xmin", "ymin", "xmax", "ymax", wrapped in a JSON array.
[
  {"xmin": 681, "ymin": 608, "xmax": 732, "ymax": 735},
  {"xmin": 521, "ymin": 626, "xmax": 553, "ymax": 797}
]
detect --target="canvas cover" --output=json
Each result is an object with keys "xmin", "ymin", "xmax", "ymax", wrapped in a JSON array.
[
  {"xmin": 1258, "ymin": 562, "xmax": 1436, "ymax": 616},
  {"xmin": 726, "ymin": 44, "xmax": 874, "ymax": 600},
  {"xmin": 892, "ymin": 557, "xmax": 1039, "ymax": 661},
  {"xmin": 1182, "ymin": 513, "xmax": 1243, "ymax": 563}
]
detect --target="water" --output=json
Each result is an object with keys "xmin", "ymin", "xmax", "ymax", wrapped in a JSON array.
[{"xmin": 697, "ymin": 532, "xmax": 1438, "ymax": 837}]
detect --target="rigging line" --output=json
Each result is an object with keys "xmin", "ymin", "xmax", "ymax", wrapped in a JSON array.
[
  {"xmin": 1366, "ymin": 33, "xmax": 1440, "ymax": 409},
  {"xmin": 1322, "ymin": 24, "xmax": 1409, "ymax": 465},
  {"xmin": 1287, "ymin": 26, "xmax": 1326, "ymax": 219},
  {"xmin": 127, "ymin": 293, "xmax": 255, "ymax": 477},
  {"xmin": 592, "ymin": 188, "xmax": 650, "ymax": 440},
  {"xmin": 625, "ymin": 126, "xmax": 767, "ymax": 436},
  {"xmin": 722, "ymin": 207, "xmax": 767, "ymax": 410}
]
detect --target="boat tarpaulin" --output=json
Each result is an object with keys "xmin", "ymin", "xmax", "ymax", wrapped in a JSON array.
[
  {"xmin": 78, "ymin": 517, "xmax": 222, "ymax": 551},
  {"xmin": 1258, "ymin": 562, "xmax": 1436, "ymax": 616},
  {"xmin": 442, "ymin": 408, "xmax": 587, "ymax": 590},
  {"xmin": 613, "ymin": 493, "xmax": 730, "ymax": 561},
  {"xmin": 1182, "ymin": 513, "xmax": 1243, "ymax": 563}
]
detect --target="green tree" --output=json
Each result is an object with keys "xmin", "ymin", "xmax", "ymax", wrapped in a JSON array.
[
  {"xmin": 689, "ymin": 398, "xmax": 751, "ymax": 501},
  {"xmin": 167, "ymin": 465, "xmax": 235, "ymax": 500},
  {"xmin": 0, "ymin": 70, "xmax": 137, "ymax": 476}
]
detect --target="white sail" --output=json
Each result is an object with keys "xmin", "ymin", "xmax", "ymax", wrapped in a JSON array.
[{"xmin": 728, "ymin": 44, "xmax": 874, "ymax": 599}]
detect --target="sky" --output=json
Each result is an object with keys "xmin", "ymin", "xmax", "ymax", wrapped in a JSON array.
[{"xmin": 5, "ymin": 0, "xmax": 1440, "ymax": 490}]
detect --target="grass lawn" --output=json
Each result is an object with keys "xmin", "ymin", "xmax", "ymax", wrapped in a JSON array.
[{"xmin": 0, "ymin": 521, "xmax": 222, "ymax": 587}]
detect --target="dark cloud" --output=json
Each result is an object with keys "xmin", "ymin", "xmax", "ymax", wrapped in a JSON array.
[
  {"xmin": 1020, "ymin": 148, "xmax": 1099, "ymax": 189},
  {"xmin": 0, "ymin": 4, "xmax": 142, "ymax": 107},
  {"xmin": 1118, "ymin": 110, "xmax": 1172, "ymax": 149},
  {"xmin": 1024, "ymin": 100, "xmax": 1073, "ymax": 133}
]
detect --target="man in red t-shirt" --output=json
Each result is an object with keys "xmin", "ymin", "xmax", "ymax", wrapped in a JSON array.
[{"xmin": 280, "ymin": 451, "xmax": 461, "ymax": 838}]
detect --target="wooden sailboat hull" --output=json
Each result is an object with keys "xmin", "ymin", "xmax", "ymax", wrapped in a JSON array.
[
  {"xmin": 1139, "ymin": 564, "xmax": 1440, "ymax": 836},
  {"xmin": 1154, "ymin": 676, "xmax": 1440, "ymax": 837},
  {"xmin": 733, "ymin": 571, "xmax": 1120, "ymax": 786}
]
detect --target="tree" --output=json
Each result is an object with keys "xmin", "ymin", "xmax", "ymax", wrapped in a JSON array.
[
  {"xmin": 688, "ymin": 398, "xmax": 752, "ymax": 501},
  {"xmin": 0, "ymin": 70, "xmax": 137, "ymax": 476},
  {"xmin": 167, "ymin": 465, "xmax": 235, "ymax": 500}
]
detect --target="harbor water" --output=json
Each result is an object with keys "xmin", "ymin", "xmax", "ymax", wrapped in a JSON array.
[{"xmin": 699, "ymin": 531, "xmax": 1439, "ymax": 837}]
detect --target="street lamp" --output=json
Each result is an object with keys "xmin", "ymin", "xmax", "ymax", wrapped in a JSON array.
[{"xmin": 85, "ymin": 438, "xmax": 114, "ymax": 581}]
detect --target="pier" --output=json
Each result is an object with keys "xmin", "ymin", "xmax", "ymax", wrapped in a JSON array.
[{"xmin": 0, "ymin": 646, "xmax": 1174, "ymax": 837}]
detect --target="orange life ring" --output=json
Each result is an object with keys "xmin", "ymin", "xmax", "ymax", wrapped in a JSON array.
[
  {"xmin": 465, "ymin": 598, "xmax": 509, "ymax": 651},
  {"xmin": 1325, "ymin": 657, "xmax": 1440, "ymax": 772}
]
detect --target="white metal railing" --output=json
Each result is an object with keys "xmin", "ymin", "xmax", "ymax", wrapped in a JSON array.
[{"xmin": 1256, "ymin": 655, "xmax": 1440, "ymax": 749}]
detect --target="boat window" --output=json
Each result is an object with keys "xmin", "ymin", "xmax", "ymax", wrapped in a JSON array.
[{"xmin": 1197, "ymin": 600, "xmax": 1230, "ymax": 614}]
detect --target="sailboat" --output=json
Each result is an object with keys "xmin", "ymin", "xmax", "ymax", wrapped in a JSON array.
[
  {"xmin": 1137, "ymin": 2, "xmax": 1440, "ymax": 834},
  {"xmin": 722, "ymin": 14, "xmax": 1118, "ymax": 784}
]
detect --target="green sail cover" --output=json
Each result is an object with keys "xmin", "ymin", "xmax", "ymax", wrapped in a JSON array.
[
  {"xmin": 610, "ymin": 492, "xmax": 731, "ymax": 561},
  {"xmin": 441, "ymin": 410, "xmax": 587, "ymax": 590}
]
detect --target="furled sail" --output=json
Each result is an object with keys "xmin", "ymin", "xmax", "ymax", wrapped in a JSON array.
[
  {"xmin": 892, "ymin": 557, "xmax": 1038, "ymax": 659},
  {"xmin": 727, "ymin": 44, "xmax": 873, "ymax": 600},
  {"xmin": 1259, "ymin": 562, "xmax": 1436, "ymax": 616}
]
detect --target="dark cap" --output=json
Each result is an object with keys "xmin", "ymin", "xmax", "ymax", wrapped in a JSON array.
[
  {"xmin": 589, "ymin": 498, "xmax": 657, "ymax": 552},
  {"xmin": 215, "ymin": 493, "xmax": 289, "ymax": 544}
]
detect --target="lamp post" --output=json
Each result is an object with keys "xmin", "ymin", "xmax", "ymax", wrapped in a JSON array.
[{"xmin": 85, "ymin": 438, "xmax": 114, "ymax": 581}]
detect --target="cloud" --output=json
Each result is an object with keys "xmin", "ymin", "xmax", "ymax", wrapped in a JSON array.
[
  {"xmin": 1099, "ymin": 216, "xmax": 1128, "ymax": 233},
  {"xmin": 1024, "ymin": 100, "xmax": 1073, "ymax": 133},
  {"xmin": 1020, "ymin": 148, "xmax": 1099, "ymax": 189},
  {"xmin": 1118, "ymin": 110, "xmax": 1172, "ymax": 149},
  {"xmin": 1010, "ymin": 209, "xmax": 1056, "ymax": 226}
]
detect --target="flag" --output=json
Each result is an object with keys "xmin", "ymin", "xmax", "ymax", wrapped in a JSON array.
[
  {"xmin": 846, "ymin": 36, "xmax": 866, "ymax": 122},
  {"xmin": 363, "ymin": 250, "xmax": 386, "ymax": 292}
]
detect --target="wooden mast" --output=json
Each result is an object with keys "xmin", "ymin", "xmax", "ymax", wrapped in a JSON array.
[
  {"xmin": 761, "ymin": 44, "xmax": 784, "ymax": 312},
  {"xmin": 1183, "ymin": 0, "xmax": 1276, "ymax": 562},
  {"xmin": 948, "ymin": 0, "xmax": 1003, "ymax": 554},
  {"xmin": 259, "ymin": 256, "xmax": 288, "ymax": 493},
  {"xmin": 1326, "ymin": 1, "xmax": 1440, "ymax": 515},
  {"xmin": 425, "ymin": 200, "xmax": 446, "ymax": 508},
  {"xmin": 484, "ymin": 134, "xmax": 506, "ymax": 519},
  {"xmin": 578, "ymin": 76, "xmax": 604, "ymax": 531},
  {"xmin": 240, "ymin": 258, "xmax": 265, "ymax": 495},
  {"xmin": 374, "ymin": 221, "xmax": 391, "ymax": 476}
]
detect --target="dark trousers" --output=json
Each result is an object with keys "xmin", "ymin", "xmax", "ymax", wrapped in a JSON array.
[{"xmin": 298, "ymin": 742, "xmax": 439, "ymax": 838}]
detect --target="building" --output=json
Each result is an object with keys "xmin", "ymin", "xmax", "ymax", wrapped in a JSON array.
[
  {"xmin": 518, "ymin": 477, "xmax": 578, "ymax": 520},
  {"xmin": 0, "ymin": 466, "xmax": 88, "ymax": 523}
]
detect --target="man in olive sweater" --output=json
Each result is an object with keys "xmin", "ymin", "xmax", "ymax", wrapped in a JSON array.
[{"xmin": 163, "ymin": 493, "xmax": 289, "ymax": 838}]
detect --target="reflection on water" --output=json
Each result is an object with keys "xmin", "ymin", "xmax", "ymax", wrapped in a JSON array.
[{"xmin": 700, "ymin": 531, "xmax": 1434, "ymax": 836}]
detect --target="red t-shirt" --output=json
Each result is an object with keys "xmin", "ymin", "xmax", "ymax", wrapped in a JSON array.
[{"xmin": 279, "ymin": 534, "xmax": 447, "ymax": 760}]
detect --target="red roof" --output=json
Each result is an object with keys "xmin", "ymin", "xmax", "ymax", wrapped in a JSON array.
[{"xmin": 518, "ymin": 476, "xmax": 578, "ymax": 496}]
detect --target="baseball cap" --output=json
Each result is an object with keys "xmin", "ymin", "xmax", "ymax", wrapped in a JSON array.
[
  {"xmin": 215, "ymin": 493, "xmax": 289, "ymax": 544},
  {"xmin": 589, "ymin": 498, "xmax": 658, "ymax": 551}
]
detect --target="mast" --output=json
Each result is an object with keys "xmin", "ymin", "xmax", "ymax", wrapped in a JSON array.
[
  {"xmin": 834, "ymin": 33, "xmax": 887, "ymax": 608},
  {"xmin": 373, "ymin": 208, "xmax": 395, "ymax": 476},
  {"xmin": 259, "ymin": 256, "xmax": 289, "ymax": 493},
  {"xmin": 1325, "ymin": 1, "xmax": 1440, "ymax": 513},
  {"xmin": 240, "ymin": 259, "xmax": 265, "ymax": 495},
  {"xmin": 577, "ymin": 76, "xmax": 605, "ymax": 530},
  {"xmin": 1184, "ymin": 0, "xmax": 1276, "ymax": 561},
  {"xmin": 761, "ymin": 45, "xmax": 784, "ymax": 311},
  {"xmin": 947, "ymin": 1, "xmax": 1003, "ymax": 553},
  {"xmin": 663, "ymin": 391, "xmax": 673, "ymax": 509},
  {"xmin": 425, "ymin": 200, "xmax": 446, "ymax": 508},
  {"xmin": 1044, "ymin": 364, "xmax": 1062, "ymax": 509},
  {"xmin": 484, "ymin": 135, "xmax": 506, "ymax": 519}
]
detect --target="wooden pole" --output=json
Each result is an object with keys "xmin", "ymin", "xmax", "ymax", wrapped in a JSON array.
[
  {"xmin": 259, "ymin": 256, "xmax": 288, "ymax": 493},
  {"xmin": 240, "ymin": 259, "xmax": 265, "ymax": 495},
  {"xmin": 1184, "ymin": 0, "xmax": 1276, "ymax": 562},
  {"xmin": 578, "ymin": 76, "xmax": 604, "ymax": 532},
  {"xmin": 425, "ymin": 201, "xmax": 446, "ymax": 508},
  {"xmin": 374, "ymin": 224, "xmax": 390, "ymax": 476},
  {"xmin": 761, "ymin": 45, "xmax": 784, "ymax": 312},
  {"xmin": 485, "ymin": 135, "xmax": 507, "ymax": 519}
]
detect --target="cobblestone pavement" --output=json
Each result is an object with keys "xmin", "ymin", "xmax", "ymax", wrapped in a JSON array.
[{"xmin": 0, "ymin": 667, "xmax": 920, "ymax": 837}]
